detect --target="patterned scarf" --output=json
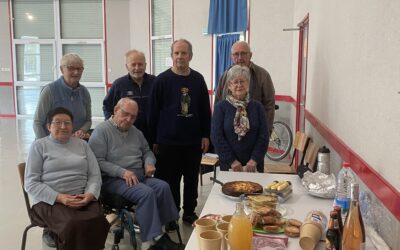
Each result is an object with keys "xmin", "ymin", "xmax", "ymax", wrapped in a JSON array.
[{"xmin": 226, "ymin": 94, "xmax": 250, "ymax": 140}]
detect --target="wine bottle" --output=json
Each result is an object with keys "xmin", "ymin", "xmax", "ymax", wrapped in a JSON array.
[
  {"xmin": 325, "ymin": 210, "xmax": 342, "ymax": 250},
  {"xmin": 342, "ymin": 183, "xmax": 365, "ymax": 250}
]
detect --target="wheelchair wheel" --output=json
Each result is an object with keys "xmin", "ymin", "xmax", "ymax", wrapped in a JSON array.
[
  {"xmin": 121, "ymin": 209, "xmax": 137, "ymax": 250},
  {"xmin": 266, "ymin": 121, "xmax": 293, "ymax": 161}
]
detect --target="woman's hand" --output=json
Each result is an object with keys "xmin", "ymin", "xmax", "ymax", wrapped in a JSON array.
[
  {"xmin": 231, "ymin": 160, "xmax": 242, "ymax": 172},
  {"xmin": 245, "ymin": 159, "xmax": 257, "ymax": 172},
  {"xmin": 73, "ymin": 129, "xmax": 89, "ymax": 139},
  {"xmin": 56, "ymin": 193, "xmax": 94, "ymax": 208}
]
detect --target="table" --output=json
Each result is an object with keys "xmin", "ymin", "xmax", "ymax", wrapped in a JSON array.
[{"xmin": 185, "ymin": 171, "xmax": 374, "ymax": 249}]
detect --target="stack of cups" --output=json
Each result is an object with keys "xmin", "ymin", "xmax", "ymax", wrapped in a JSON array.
[
  {"xmin": 195, "ymin": 216, "xmax": 231, "ymax": 250},
  {"xmin": 299, "ymin": 210, "xmax": 327, "ymax": 250}
]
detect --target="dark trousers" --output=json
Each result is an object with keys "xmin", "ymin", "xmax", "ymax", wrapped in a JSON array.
[{"xmin": 155, "ymin": 144, "xmax": 202, "ymax": 215}]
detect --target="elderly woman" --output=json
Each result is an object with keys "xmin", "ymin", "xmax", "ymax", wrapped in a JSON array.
[
  {"xmin": 33, "ymin": 53, "xmax": 92, "ymax": 140},
  {"xmin": 211, "ymin": 65, "xmax": 269, "ymax": 173},
  {"xmin": 25, "ymin": 107, "xmax": 109, "ymax": 250}
]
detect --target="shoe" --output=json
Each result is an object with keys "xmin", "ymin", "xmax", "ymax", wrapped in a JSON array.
[
  {"xmin": 182, "ymin": 213, "xmax": 199, "ymax": 224},
  {"xmin": 42, "ymin": 228, "xmax": 56, "ymax": 248},
  {"xmin": 165, "ymin": 221, "xmax": 178, "ymax": 232},
  {"xmin": 149, "ymin": 233, "xmax": 184, "ymax": 250}
]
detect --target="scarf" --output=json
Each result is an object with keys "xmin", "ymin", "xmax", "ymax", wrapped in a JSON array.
[{"xmin": 226, "ymin": 94, "xmax": 250, "ymax": 140}]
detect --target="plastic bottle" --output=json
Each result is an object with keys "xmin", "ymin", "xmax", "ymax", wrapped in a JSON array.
[
  {"xmin": 228, "ymin": 202, "xmax": 253, "ymax": 250},
  {"xmin": 334, "ymin": 162, "xmax": 355, "ymax": 217}
]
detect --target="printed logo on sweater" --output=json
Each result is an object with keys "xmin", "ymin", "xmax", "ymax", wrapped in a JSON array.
[{"xmin": 178, "ymin": 87, "xmax": 193, "ymax": 117}]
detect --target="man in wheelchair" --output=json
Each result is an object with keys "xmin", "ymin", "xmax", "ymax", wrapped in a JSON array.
[{"xmin": 89, "ymin": 98, "xmax": 182, "ymax": 250}]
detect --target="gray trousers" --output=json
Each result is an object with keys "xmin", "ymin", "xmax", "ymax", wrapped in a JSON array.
[{"xmin": 102, "ymin": 176, "xmax": 179, "ymax": 241}]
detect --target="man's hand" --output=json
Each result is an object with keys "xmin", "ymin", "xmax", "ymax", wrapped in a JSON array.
[
  {"xmin": 123, "ymin": 170, "xmax": 139, "ymax": 187},
  {"xmin": 245, "ymin": 159, "xmax": 257, "ymax": 172},
  {"xmin": 145, "ymin": 164, "xmax": 156, "ymax": 177},
  {"xmin": 56, "ymin": 192, "xmax": 94, "ymax": 209},
  {"xmin": 201, "ymin": 138, "xmax": 210, "ymax": 153},
  {"xmin": 230, "ymin": 160, "xmax": 242, "ymax": 172}
]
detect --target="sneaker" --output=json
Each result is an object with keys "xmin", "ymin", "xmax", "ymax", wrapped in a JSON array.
[
  {"xmin": 149, "ymin": 233, "xmax": 184, "ymax": 250},
  {"xmin": 42, "ymin": 228, "xmax": 56, "ymax": 248},
  {"xmin": 165, "ymin": 221, "xmax": 178, "ymax": 232},
  {"xmin": 182, "ymin": 213, "xmax": 199, "ymax": 224}
]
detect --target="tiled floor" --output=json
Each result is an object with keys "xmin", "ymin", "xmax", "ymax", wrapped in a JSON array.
[{"xmin": 0, "ymin": 117, "xmax": 214, "ymax": 249}]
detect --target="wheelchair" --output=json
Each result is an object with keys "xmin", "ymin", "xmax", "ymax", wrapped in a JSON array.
[{"xmin": 101, "ymin": 191, "xmax": 183, "ymax": 250}]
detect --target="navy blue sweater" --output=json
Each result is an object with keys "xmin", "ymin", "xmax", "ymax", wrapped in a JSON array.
[
  {"xmin": 103, "ymin": 73, "xmax": 155, "ymax": 141},
  {"xmin": 211, "ymin": 100, "xmax": 269, "ymax": 167},
  {"xmin": 149, "ymin": 69, "xmax": 211, "ymax": 145}
]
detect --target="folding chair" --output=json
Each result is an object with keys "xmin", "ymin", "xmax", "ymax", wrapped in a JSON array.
[
  {"xmin": 264, "ymin": 131, "xmax": 310, "ymax": 174},
  {"xmin": 199, "ymin": 155, "xmax": 219, "ymax": 186},
  {"xmin": 18, "ymin": 162, "xmax": 50, "ymax": 250},
  {"xmin": 297, "ymin": 141, "xmax": 319, "ymax": 178}
]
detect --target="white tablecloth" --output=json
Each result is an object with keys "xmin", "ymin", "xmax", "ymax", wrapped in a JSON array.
[{"xmin": 185, "ymin": 171, "xmax": 374, "ymax": 250}]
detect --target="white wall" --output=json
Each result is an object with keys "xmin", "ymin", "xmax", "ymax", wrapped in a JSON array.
[
  {"xmin": 292, "ymin": 0, "xmax": 400, "ymax": 191},
  {"xmin": 250, "ymin": 0, "xmax": 294, "ymax": 95}
]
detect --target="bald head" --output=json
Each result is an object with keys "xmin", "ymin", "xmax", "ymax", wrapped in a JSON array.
[{"xmin": 231, "ymin": 41, "xmax": 252, "ymax": 67}]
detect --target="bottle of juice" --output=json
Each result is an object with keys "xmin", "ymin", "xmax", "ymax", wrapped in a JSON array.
[{"xmin": 228, "ymin": 202, "xmax": 253, "ymax": 250}]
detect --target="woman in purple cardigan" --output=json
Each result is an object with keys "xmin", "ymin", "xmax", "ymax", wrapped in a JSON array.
[{"xmin": 211, "ymin": 65, "xmax": 269, "ymax": 173}]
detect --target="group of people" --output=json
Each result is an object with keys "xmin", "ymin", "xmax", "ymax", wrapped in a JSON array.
[{"xmin": 25, "ymin": 39, "xmax": 275, "ymax": 250}]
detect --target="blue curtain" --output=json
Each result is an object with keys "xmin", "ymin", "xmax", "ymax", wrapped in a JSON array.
[
  {"xmin": 215, "ymin": 34, "xmax": 240, "ymax": 90},
  {"xmin": 207, "ymin": 0, "xmax": 248, "ymax": 34}
]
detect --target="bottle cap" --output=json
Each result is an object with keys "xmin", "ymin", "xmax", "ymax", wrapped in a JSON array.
[
  {"xmin": 342, "ymin": 162, "xmax": 350, "ymax": 168},
  {"xmin": 318, "ymin": 146, "xmax": 330, "ymax": 153}
]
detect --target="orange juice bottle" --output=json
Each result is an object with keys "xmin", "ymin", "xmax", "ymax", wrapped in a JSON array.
[{"xmin": 228, "ymin": 202, "xmax": 253, "ymax": 250}]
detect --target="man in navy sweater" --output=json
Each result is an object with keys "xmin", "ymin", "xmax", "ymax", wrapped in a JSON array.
[
  {"xmin": 103, "ymin": 50, "xmax": 155, "ymax": 144},
  {"xmin": 149, "ymin": 39, "xmax": 211, "ymax": 224}
]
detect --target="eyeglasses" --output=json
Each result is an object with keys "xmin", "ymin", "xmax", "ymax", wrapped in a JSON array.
[
  {"xmin": 231, "ymin": 80, "xmax": 247, "ymax": 86},
  {"xmin": 51, "ymin": 121, "xmax": 72, "ymax": 127},
  {"xmin": 232, "ymin": 51, "xmax": 249, "ymax": 57},
  {"xmin": 64, "ymin": 65, "xmax": 84, "ymax": 72}
]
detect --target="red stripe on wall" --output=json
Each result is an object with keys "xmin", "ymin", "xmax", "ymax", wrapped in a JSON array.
[
  {"xmin": 0, "ymin": 82, "xmax": 13, "ymax": 86},
  {"xmin": 0, "ymin": 114, "xmax": 16, "ymax": 118},
  {"xmin": 275, "ymin": 95, "xmax": 295, "ymax": 103}
]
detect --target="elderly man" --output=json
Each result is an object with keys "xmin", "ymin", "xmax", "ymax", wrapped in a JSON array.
[
  {"xmin": 89, "ymin": 98, "xmax": 182, "ymax": 250},
  {"xmin": 149, "ymin": 39, "xmax": 211, "ymax": 224},
  {"xmin": 33, "ymin": 53, "xmax": 91, "ymax": 140},
  {"xmin": 214, "ymin": 41, "xmax": 275, "ymax": 133},
  {"xmin": 103, "ymin": 49, "xmax": 155, "ymax": 144}
]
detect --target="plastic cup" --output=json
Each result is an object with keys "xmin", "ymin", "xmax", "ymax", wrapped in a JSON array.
[
  {"xmin": 216, "ymin": 222, "xmax": 229, "ymax": 250},
  {"xmin": 195, "ymin": 218, "xmax": 217, "ymax": 247},
  {"xmin": 199, "ymin": 230, "xmax": 222, "ymax": 250},
  {"xmin": 299, "ymin": 222, "xmax": 323, "ymax": 250}
]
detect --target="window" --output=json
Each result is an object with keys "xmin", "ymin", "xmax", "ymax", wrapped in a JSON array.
[
  {"xmin": 12, "ymin": 0, "xmax": 104, "ymax": 117},
  {"xmin": 151, "ymin": 0, "xmax": 172, "ymax": 75}
]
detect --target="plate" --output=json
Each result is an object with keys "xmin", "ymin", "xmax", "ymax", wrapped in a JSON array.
[
  {"xmin": 253, "ymin": 225, "xmax": 285, "ymax": 234},
  {"xmin": 221, "ymin": 192, "xmax": 243, "ymax": 201},
  {"xmin": 307, "ymin": 190, "xmax": 335, "ymax": 199}
]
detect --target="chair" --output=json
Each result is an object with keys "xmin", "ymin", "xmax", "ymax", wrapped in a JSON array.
[
  {"xmin": 264, "ymin": 131, "xmax": 310, "ymax": 174},
  {"xmin": 297, "ymin": 141, "xmax": 319, "ymax": 178},
  {"xmin": 100, "ymin": 191, "xmax": 183, "ymax": 250},
  {"xmin": 18, "ymin": 162, "xmax": 49, "ymax": 250},
  {"xmin": 199, "ymin": 154, "xmax": 219, "ymax": 186}
]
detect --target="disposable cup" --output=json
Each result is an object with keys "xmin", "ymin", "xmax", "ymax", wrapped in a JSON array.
[
  {"xmin": 199, "ymin": 230, "xmax": 222, "ymax": 250},
  {"xmin": 216, "ymin": 222, "xmax": 229, "ymax": 250},
  {"xmin": 299, "ymin": 222, "xmax": 322, "ymax": 250},
  {"xmin": 221, "ymin": 215, "xmax": 232, "ymax": 223},
  {"xmin": 195, "ymin": 218, "xmax": 217, "ymax": 247}
]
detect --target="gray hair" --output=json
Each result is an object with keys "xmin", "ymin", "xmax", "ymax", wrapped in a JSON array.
[
  {"xmin": 116, "ymin": 97, "xmax": 137, "ymax": 109},
  {"xmin": 171, "ymin": 39, "xmax": 193, "ymax": 57},
  {"xmin": 60, "ymin": 53, "xmax": 84, "ymax": 67},
  {"xmin": 125, "ymin": 49, "xmax": 146, "ymax": 63},
  {"xmin": 226, "ymin": 65, "xmax": 250, "ymax": 83},
  {"xmin": 231, "ymin": 41, "xmax": 252, "ymax": 53}
]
